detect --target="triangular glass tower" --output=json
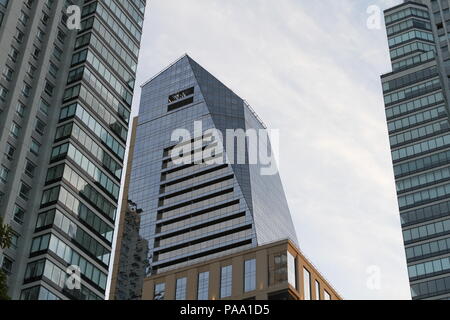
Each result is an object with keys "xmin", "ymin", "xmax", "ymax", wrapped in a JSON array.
[{"xmin": 128, "ymin": 55, "xmax": 298, "ymax": 276}]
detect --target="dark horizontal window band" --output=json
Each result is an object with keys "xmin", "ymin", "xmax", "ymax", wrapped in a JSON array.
[
  {"xmin": 155, "ymin": 212, "xmax": 246, "ymax": 241},
  {"xmin": 162, "ymin": 143, "xmax": 220, "ymax": 167},
  {"xmin": 387, "ymin": 24, "xmax": 432, "ymax": 38},
  {"xmin": 390, "ymin": 48, "xmax": 434, "ymax": 63},
  {"xmin": 24, "ymin": 275, "xmax": 105, "ymax": 300},
  {"xmin": 388, "ymin": 38, "xmax": 435, "ymax": 50},
  {"xmin": 47, "ymin": 223, "xmax": 111, "ymax": 269},
  {"xmin": 391, "ymin": 128, "xmax": 450, "ymax": 149},
  {"xmin": 167, "ymin": 97, "xmax": 194, "ymax": 112},
  {"xmin": 153, "ymin": 224, "xmax": 253, "ymax": 255},
  {"xmin": 163, "ymin": 133, "xmax": 213, "ymax": 155},
  {"xmin": 34, "ymin": 208, "xmax": 113, "ymax": 247},
  {"xmin": 411, "ymin": 282, "xmax": 450, "ymax": 300},
  {"xmin": 168, "ymin": 87, "xmax": 194, "ymax": 103},
  {"xmin": 48, "ymin": 138, "xmax": 122, "ymax": 185},
  {"xmin": 383, "ymin": 67, "xmax": 439, "ymax": 94},
  {"xmin": 407, "ymin": 249, "xmax": 450, "ymax": 264},
  {"xmin": 394, "ymin": 149, "xmax": 450, "ymax": 179},
  {"xmin": 70, "ymin": 137, "xmax": 122, "ymax": 184},
  {"xmin": 157, "ymin": 199, "xmax": 240, "ymax": 225},
  {"xmin": 86, "ymin": 47, "xmax": 136, "ymax": 91},
  {"xmin": 79, "ymin": 77, "xmax": 131, "ymax": 139},
  {"xmin": 63, "ymin": 157, "xmax": 119, "ymax": 203},
  {"xmin": 385, "ymin": 85, "xmax": 442, "ymax": 107},
  {"xmin": 391, "ymin": 57, "xmax": 436, "ymax": 74},
  {"xmin": 386, "ymin": 100, "xmax": 444, "ymax": 122},
  {"xmin": 412, "ymin": 290, "xmax": 450, "ymax": 300},
  {"xmin": 393, "ymin": 143, "xmax": 450, "ymax": 165},
  {"xmin": 401, "ymin": 199, "xmax": 450, "ymax": 227},
  {"xmin": 159, "ymin": 175, "xmax": 234, "ymax": 201},
  {"xmin": 57, "ymin": 112, "xmax": 126, "ymax": 162},
  {"xmin": 27, "ymin": 250, "xmax": 107, "ymax": 294},
  {"xmin": 385, "ymin": 11, "xmax": 429, "ymax": 27},
  {"xmin": 400, "ymin": 194, "xmax": 450, "ymax": 212},
  {"xmin": 77, "ymin": 75, "xmax": 132, "ymax": 124},
  {"xmin": 388, "ymin": 114, "xmax": 448, "ymax": 135},
  {"xmin": 157, "ymin": 188, "xmax": 234, "ymax": 214},
  {"xmin": 397, "ymin": 176, "xmax": 450, "ymax": 195},
  {"xmin": 161, "ymin": 164, "xmax": 229, "ymax": 189},
  {"xmin": 151, "ymin": 239, "xmax": 253, "ymax": 272},
  {"xmin": 161, "ymin": 156, "xmax": 222, "ymax": 177},
  {"xmin": 43, "ymin": 175, "xmax": 116, "ymax": 225},
  {"xmin": 409, "ymin": 269, "xmax": 450, "ymax": 283},
  {"xmin": 84, "ymin": 61, "xmax": 134, "ymax": 110},
  {"xmin": 404, "ymin": 230, "xmax": 450, "ymax": 246}
]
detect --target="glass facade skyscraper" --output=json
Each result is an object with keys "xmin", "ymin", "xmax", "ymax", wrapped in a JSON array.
[
  {"xmin": 382, "ymin": 0, "xmax": 450, "ymax": 300},
  {"xmin": 0, "ymin": 0, "xmax": 146, "ymax": 300},
  {"xmin": 111, "ymin": 55, "xmax": 299, "ymax": 298}
]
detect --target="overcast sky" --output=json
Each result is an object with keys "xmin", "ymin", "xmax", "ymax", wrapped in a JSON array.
[{"xmin": 130, "ymin": 0, "xmax": 410, "ymax": 300}]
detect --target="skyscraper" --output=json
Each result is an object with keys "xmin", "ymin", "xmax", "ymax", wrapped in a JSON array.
[
  {"xmin": 382, "ymin": 0, "xmax": 450, "ymax": 300},
  {"xmin": 0, "ymin": 0, "xmax": 146, "ymax": 300},
  {"xmin": 110, "ymin": 55, "xmax": 304, "ymax": 299}
]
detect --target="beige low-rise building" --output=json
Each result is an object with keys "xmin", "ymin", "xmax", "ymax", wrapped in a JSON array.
[{"xmin": 142, "ymin": 239, "xmax": 342, "ymax": 300}]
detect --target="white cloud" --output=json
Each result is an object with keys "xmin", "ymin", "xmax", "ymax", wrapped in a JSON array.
[{"xmin": 131, "ymin": 0, "xmax": 409, "ymax": 299}]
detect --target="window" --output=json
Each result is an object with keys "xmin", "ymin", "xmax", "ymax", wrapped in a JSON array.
[
  {"xmin": 11, "ymin": 233, "xmax": 19, "ymax": 249},
  {"xmin": 36, "ymin": 28, "xmax": 45, "ymax": 42},
  {"xmin": 39, "ymin": 99, "xmax": 49, "ymax": 115},
  {"xmin": 24, "ymin": 0, "xmax": 33, "ymax": 8},
  {"xmin": 32, "ymin": 46, "xmax": 40, "ymax": 59},
  {"xmin": 27, "ymin": 63, "xmax": 36, "ymax": 78},
  {"xmin": 21, "ymin": 286, "xmax": 60, "ymax": 301},
  {"xmin": 57, "ymin": 29, "xmax": 66, "ymax": 43},
  {"xmin": 287, "ymin": 252, "xmax": 297, "ymax": 289},
  {"xmin": 303, "ymin": 268, "xmax": 311, "ymax": 300},
  {"xmin": 49, "ymin": 62, "xmax": 58, "ymax": 78},
  {"xmin": 244, "ymin": 259, "xmax": 256, "ymax": 292},
  {"xmin": 168, "ymin": 97, "xmax": 194, "ymax": 112},
  {"xmin": 220, "ymin": 265, "xmax": 233, "ymax": 298},
  {"xmin": 19, "ymin": 11, "xmax": 29, "ymax": 26},
  {"xmin": 3, "ymin": 66, "xmax": 13, "ymax": 81},
  {"xmin": 175, "ymin": 277, "xmax": 187, "ymax": 300},
  {"xmin": 10, "ymin": 122, "xmax": 21, "ymax": 139},
  {"xmin": 13, "ymin": 205, "xmax": 25, "ymax": 225},
  {"xmin": 44, "ymin": 81, "xmax": 54, "ymax": 96},
  {"xmin": 324, "ymin": 290, "xmax": 331, "ymax": 300},
  {"xmin": 197, "ymin": 272, "xmax": 209, "ymax": 300},
  {"xmin": 0, "ymin": 166, "xmax": 9, "ymax": 184},
  {"xmin": 15, "ymin": 29, "xmax": 25, "ymax": 43},
  {"xmin": 5, "ymin": 144, "xmax": 15, "ymax": 160},
  {"xmin": 154, "ymin": 283, "xmax": 165, "ymax": 300},
  {"xmin": 53, "ymin": 45, "xmax": 63, "ymax": 60},
  {"xmin": 315, "ymin": 280, "xmax": 320, "ymax": 300},
  {"xmin": 41, "ymin": 12, "xmax": 49, "ymax": 25},
  {"xmin": 22, "ymin": 83, "xmax": 31, "ymax": 97},
  {"xmin": 16, "ymin": 102, "xmax": 26, "ymax": 117},
  {"xmin": 0, "ymin": 85, "xmax": 8, "ymax": 101},
  {"xmin": 168, "ymin": 87, "xmax": 195, "ymax": 103},
  {"xmin": 25, "ymin": 160, "xmax": 36, "ymax": 177},
  {"xmin": 35, "ymin": 118, "xmax": 46, "ymax": 135},
  {"xmin": 9, "ymin": 47, "xmax": 19, "ymax": 62},
  {"xmin": 20, "ymin": 182, "xmax": 31, "ymax": 200},
  {"xmin": 30, "ymin": 139, "xmax": 40, "ymax": 155},
  {"xmin": 270, "ymin": 253, "xmax": 287, "ymax": 286},
  {"xmin": 1, "ymin": 257, "xmax": 13, "ymax": 274}
]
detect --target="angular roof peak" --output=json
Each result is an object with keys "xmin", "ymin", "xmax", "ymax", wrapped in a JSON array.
[{"xmin": 141, "ymin": 53, "xmax": 191, "ymax": 88}]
